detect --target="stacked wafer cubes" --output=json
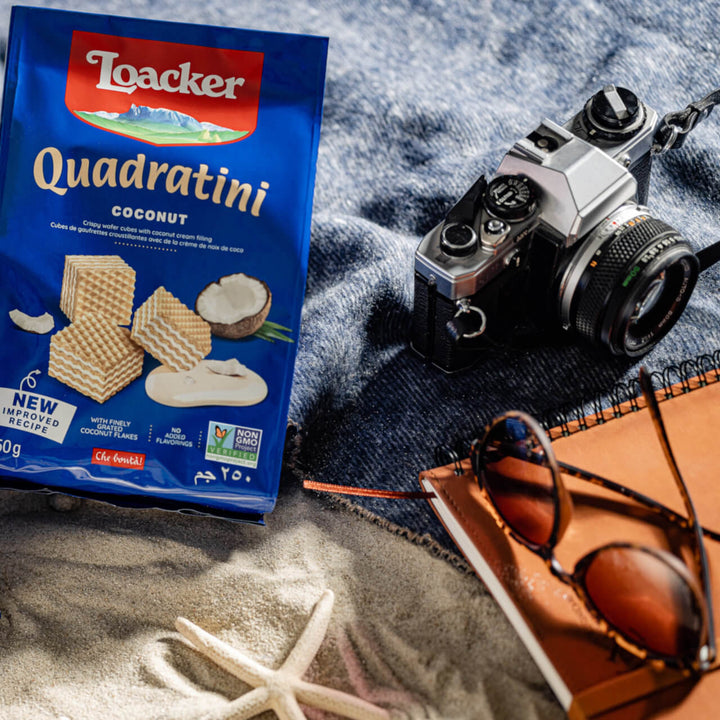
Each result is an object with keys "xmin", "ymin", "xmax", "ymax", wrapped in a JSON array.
[
  {"xmin": 49, "ymin": 316, "xmax": 144, "ymax": 403},
  {"xmin": 131, "ymin": 286, "xmax": 211, "ymax": 372},
  {"xmin": 51, "ymin": 255, "xmax": 143, "ymax": 402},
  {"xmin": 60, "ymin": 255, "xmax": 136, "ymax": 325},
  {"xmin": 50, "ymin": 255, "xmax": 212, "ymax": 403}
]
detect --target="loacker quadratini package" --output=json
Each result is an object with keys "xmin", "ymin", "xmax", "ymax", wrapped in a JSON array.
[{"xmin": 0, "ymin": 7, "xmax": 327, "ymax": 521}]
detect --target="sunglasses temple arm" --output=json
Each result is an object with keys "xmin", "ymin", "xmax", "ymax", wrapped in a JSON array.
[
  {"xmin": 639, "ymin": 368, "xmax": 716, "ymax": 668},
  {"xmin": 555, "ymin": 461, "xmax": 720, "ymax": 543}
]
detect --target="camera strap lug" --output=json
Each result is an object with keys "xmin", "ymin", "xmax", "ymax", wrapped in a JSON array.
[
  {"xmin": 653, "ymin": 87, "xmax": 720, "ymax": 154},
  {"xmin": 446, "ymin": 298, "xmax": 487, "ymax": 342}
]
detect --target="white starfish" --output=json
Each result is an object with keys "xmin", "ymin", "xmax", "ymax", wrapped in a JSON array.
[{"xmin": 175, "ymin": 589, "xmax": 391, "ymax": 720}]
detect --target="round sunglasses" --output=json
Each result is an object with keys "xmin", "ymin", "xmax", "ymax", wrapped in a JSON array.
[{"xmin": 470, "ymin": 368, "xmax": 716, "ymax": 672}]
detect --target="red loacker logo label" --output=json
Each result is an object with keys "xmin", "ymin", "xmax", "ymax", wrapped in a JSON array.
[
  {"xmin": 92, "ymin": 447, "xmax": 147, "ymax": 470},
  {"xmin": 66, "ymin": 31, "xmax": 264, "ymax": 146}
]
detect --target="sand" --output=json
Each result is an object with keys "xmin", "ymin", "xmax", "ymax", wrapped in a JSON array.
[{"xmin": 0, "ymin": 484, "xmax": 562, "ymax": 719}]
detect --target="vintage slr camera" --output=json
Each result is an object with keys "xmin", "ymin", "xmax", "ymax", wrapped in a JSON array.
[{"xmin": 412, "ymin": 85, "xmax": 700, "ymax": 372}]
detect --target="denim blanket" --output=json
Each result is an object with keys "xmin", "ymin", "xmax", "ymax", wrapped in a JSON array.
[
  {"xmin": 283, "ymin": 0, "xmax": 720, "ymax": 549},
  {"xmin": 2, "ymin": 0, "xmax": 719, "ymax": 553}
]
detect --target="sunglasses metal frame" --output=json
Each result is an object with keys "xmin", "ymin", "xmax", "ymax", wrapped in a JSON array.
[{"xmin": 470, "ymin": 368, "xmax": 716, "ymax": 672}]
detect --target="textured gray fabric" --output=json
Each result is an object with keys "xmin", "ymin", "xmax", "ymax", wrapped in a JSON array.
[{"xmin": 1, "ymin": 0, "xmax": 718, "ymax": 551}]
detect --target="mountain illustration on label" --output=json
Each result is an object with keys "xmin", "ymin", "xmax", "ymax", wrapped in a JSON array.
[
  {"xmin": 66, "ymin": 31, "xmax": 264, "ymax": 146},
  {"xmin": 75, "ymin": 104, "xmax": 247, "ymax": 145}
]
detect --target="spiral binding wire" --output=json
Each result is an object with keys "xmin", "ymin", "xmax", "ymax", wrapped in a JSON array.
[
  {"xmin": 433, "ymin": 350, "xmax": 720, "ymax": 462},
  {"xmin": 539, "ymin": 350, "xmax": 720, "ymax": 439},
  {"xmin": 434, "ymin": 439, "xmax": 472, "ymax": 475}
]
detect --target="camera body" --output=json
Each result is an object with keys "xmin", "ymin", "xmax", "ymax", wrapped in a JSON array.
[{"xmin": 412, "ymin": 86, "xmax": 700, "ymax": 372}]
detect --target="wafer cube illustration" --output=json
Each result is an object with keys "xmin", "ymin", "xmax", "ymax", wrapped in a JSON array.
[
  {"xmin": 131, "ymin": 286, "xmax": 212, "ymax": 372},
  {"xmin": 49, "ymin": 316, "xmax": 144, "ymax": 403},
  {"xmin": 60, "ymin": 255, "xmax": 136, "ymax": 325}
]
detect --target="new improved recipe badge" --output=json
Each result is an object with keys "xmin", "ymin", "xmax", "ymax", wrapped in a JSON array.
[
  {"xmin": 0, "ymin": 373, "xmax": 77, "ymax": 444},
  {"xmin": 206, "ymin": 421, "xmax": 262, "ymax": 469}
]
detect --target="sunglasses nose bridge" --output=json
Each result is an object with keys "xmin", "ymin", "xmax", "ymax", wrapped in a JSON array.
[{"xmin": 548, "ymin": 553, "xmax": 574, "ymax": 585}]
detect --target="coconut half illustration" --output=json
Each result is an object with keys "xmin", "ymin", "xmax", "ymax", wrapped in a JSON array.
[{"xmin": 195, "ymin": 273, "xmax": 272, "ymax": 339}]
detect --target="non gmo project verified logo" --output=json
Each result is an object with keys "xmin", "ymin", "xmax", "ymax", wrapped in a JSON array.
[{"xmin": 206, "ymin": 422, "xmax": 262, "ymax": 469}]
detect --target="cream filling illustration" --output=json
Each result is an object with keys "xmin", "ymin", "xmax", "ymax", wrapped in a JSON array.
[{"xmin": 145, "ymin": 358, "xmax": 267, "ymax": 407}]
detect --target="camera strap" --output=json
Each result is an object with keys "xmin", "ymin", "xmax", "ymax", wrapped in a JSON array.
[
  {"xmin": 652, "ymin": 88, "xmax": 720, "ymax": 272},
  {"xmin": 698, "ymin": 242, "xmax": 720, "ymax": 273},
  {"xmin": 652, "ymin": 87, "xmax": 720, "ymax": 154}
]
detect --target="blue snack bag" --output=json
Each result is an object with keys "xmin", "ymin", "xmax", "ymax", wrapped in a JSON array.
[{"xmin": 0, "ymin": 7, "xmax": 327, "ymax": 522}]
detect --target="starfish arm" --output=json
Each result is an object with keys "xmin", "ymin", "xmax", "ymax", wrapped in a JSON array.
[
  {"xmin": 175, "ymin": 591, "xmax": 389, "ymax": 720},
  {"xmin": 223, "ymin": 686, "xmax": 274, "ymax": 720},
  {"xmin": 280, "ymin": 589, "xmax": 335, "ymax": 676},
  {"xmin": 295, "ymin": 680, "xmax": 390, "ymax": 720},
  {"xmin": 176, "ymin": 617, "xmax": 272, "ymax": 686},
  {"xmin": 270, "ymin": 691, "xmax": 310, "ymax": 720}
]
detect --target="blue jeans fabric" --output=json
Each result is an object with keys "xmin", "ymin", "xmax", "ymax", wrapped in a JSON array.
[{"xmin": 2, "ymin": 0, "xmax": 718, "ymax": 551}]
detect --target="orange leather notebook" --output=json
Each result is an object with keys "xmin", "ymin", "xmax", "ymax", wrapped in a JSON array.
[{"xmin": 420, "ymin": 366, "xmax": 720, "ymax": 719}]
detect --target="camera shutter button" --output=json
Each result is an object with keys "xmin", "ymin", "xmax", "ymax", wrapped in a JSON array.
[{"xmin": 486, "ymin": 218, "xmax": 507, "ymax": 234}]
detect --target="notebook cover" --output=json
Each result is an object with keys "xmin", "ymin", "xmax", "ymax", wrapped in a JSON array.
[{"xmin": 420, "ymin": 378, "xmax": 720, "ymax": 719}]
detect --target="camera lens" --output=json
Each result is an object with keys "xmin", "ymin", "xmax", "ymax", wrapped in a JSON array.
[{"xmin": 559, "ymin": 206, "xmax": 699, "ymax": 357}]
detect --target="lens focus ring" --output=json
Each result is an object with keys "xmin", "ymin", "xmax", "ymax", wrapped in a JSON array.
[{"xmin": 573, "ymin": 217, "xmax": 686, "ymax": 346}]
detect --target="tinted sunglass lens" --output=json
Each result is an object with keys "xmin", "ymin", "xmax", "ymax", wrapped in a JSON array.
[
  {"xmin": 480, "ymin": 416, "xmax": 557, "ymax": 548},
  {"xmin": 581, "ymin": 546, "xmax": 704, "ymax": 662}
]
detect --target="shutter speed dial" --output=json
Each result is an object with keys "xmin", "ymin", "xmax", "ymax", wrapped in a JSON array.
[{"xmin": 485, "ymin": 175, "xmax": 537, "ymax": 221}]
